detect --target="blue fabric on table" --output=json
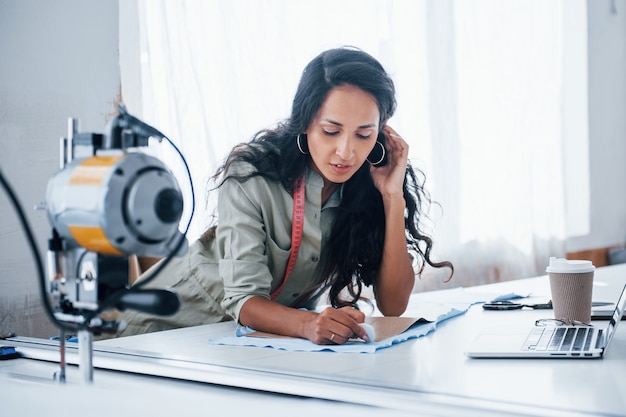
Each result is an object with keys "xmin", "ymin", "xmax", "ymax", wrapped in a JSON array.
[
  {"xmin": 207, "ymin": 288, "xmax": 524, "ymax": 353},
  {"xmin": 207, "ymin": 306, "xmax": 462, "ymax": 354}
]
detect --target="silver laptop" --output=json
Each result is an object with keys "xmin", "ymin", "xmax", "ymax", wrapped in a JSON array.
[{"xmin": 465, "ymin": 284, "xmax": 626, "ymax": 359}]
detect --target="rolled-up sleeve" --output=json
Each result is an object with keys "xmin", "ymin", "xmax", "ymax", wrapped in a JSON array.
[{"xmin": 217, "ymin": 174, "xmax": 292, "ymax": 321}]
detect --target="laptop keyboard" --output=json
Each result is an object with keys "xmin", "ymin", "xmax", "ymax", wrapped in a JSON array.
[{"xmin": 523, "ymin": 327, "xmax": 600, "ymax": 352}]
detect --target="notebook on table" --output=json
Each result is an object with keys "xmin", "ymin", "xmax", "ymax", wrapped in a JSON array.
[{"xmin": 465, "ymin": 284, "xmax": 626, "ymax": 359}]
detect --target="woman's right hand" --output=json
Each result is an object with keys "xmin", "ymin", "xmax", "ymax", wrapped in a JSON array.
[
  {"xmin": 239, "ymin": 296, "xmax": 369, "ymax": 345},
  {"xmin": 304, "ymin": 306, "xmax": 368, "ymax": 344}
]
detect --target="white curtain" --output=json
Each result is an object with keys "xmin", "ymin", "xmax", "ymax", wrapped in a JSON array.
[{"xmin": 133, "ymin": 0, "xmax": 588, "ymax": 288}]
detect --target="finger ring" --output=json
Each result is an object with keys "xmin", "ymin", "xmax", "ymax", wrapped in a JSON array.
[{"xmin": 330, "ymin": 333, "xmax": 335, "ymax": 342}]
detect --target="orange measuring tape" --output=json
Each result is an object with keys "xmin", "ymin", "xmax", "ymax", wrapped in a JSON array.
[{"xmin": 270, "ymin": 176, "xmax": 305, "ymax": 300}]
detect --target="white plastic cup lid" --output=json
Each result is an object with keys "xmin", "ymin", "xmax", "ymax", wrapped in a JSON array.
[{"xmin": 545, "ymin": 257, "xmax": 595, "ymax": 273}]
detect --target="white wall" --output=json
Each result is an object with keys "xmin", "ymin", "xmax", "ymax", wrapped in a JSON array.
[
  {"xmin": 0, "ymin": 0, "xmax": 120, "ymax": 337},
  {"xmin": 566, "ymin": 1, "xmax": 626, "ymax": 253},
  {"xmin": 0, "ymin": 0, "xmax": 624, "ymax": 338}
]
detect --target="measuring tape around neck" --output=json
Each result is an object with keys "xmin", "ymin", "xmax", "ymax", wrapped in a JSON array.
[{"xmin": 270, "ymin": 176, "xmax": 305, "ymax": 300}]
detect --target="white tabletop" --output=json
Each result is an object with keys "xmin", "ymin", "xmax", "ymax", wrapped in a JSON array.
[{"xmin": 3, "ymin": 264, "xmax": 626, "ymax": 417}]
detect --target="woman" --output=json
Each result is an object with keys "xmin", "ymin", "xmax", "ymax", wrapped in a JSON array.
[{"xmin": 119, "ymin": 47, "xmax": 453, "ymax": 344}]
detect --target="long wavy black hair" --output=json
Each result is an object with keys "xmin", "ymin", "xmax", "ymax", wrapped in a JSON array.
[{"xmin": 212, "ymin": 47, "xmax": 453, "ymax": 308}]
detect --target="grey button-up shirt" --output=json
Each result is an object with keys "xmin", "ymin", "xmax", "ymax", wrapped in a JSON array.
[
  {"xmin": 118, "ymin": 165, "xmax": 340, "ymax": 336},
  {"xmin": 218, "ymin": 165, "xmax": 341, "ymax": 319}
]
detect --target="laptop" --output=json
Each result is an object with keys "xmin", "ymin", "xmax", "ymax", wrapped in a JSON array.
[{"xmin": 465, "ymin": 284, "xmax": 626, "ymax": 359}]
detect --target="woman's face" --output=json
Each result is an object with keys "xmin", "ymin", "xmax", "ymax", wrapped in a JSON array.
[{"xmin": 305, "ymin": 84, "xmax": 380, "ymax": 185}]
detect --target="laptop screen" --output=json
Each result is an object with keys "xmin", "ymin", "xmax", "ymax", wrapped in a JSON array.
[{"xmin": 602, "ymin": 284, "xmax": 626, "ymax": 348}]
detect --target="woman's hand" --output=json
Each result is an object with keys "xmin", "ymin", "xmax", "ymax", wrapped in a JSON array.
[
  {"xmin": 239, "ymin": 296, "xmax": 369, "ymax": 345},
  {"xmin": 368, "ymin": 126, "xmax": 415, "ymax": 316},
  {"xmin": 370, "ymin": 125, "xmax": 409, "ymax": 198},
  {"xmin": 303, "ymin": 306, "xmax": 368, "ymax": 345}
]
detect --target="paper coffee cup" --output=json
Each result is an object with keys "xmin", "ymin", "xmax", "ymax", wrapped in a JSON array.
[{"xmin": 546, "ymin": 257, "xmax": 595, "ymax": 324}]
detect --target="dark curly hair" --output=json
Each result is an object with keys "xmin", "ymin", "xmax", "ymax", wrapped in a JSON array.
[{"xmin": 212, "ymin": 47, "xmax": 453, "ymax": 308}]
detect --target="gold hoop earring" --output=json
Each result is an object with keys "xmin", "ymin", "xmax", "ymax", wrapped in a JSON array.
[
  {"xmin": 296, "ymin": 134, "xmax": 309, "ymax": 155},
  {"xmin": 367, "ymin": 141, "xmax": 386, "ymax": 166}
]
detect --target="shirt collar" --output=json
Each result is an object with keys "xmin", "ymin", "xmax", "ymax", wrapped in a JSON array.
[{"xmin": 305, "ymin": 167, "xmax": 342, "ymax": 208}]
